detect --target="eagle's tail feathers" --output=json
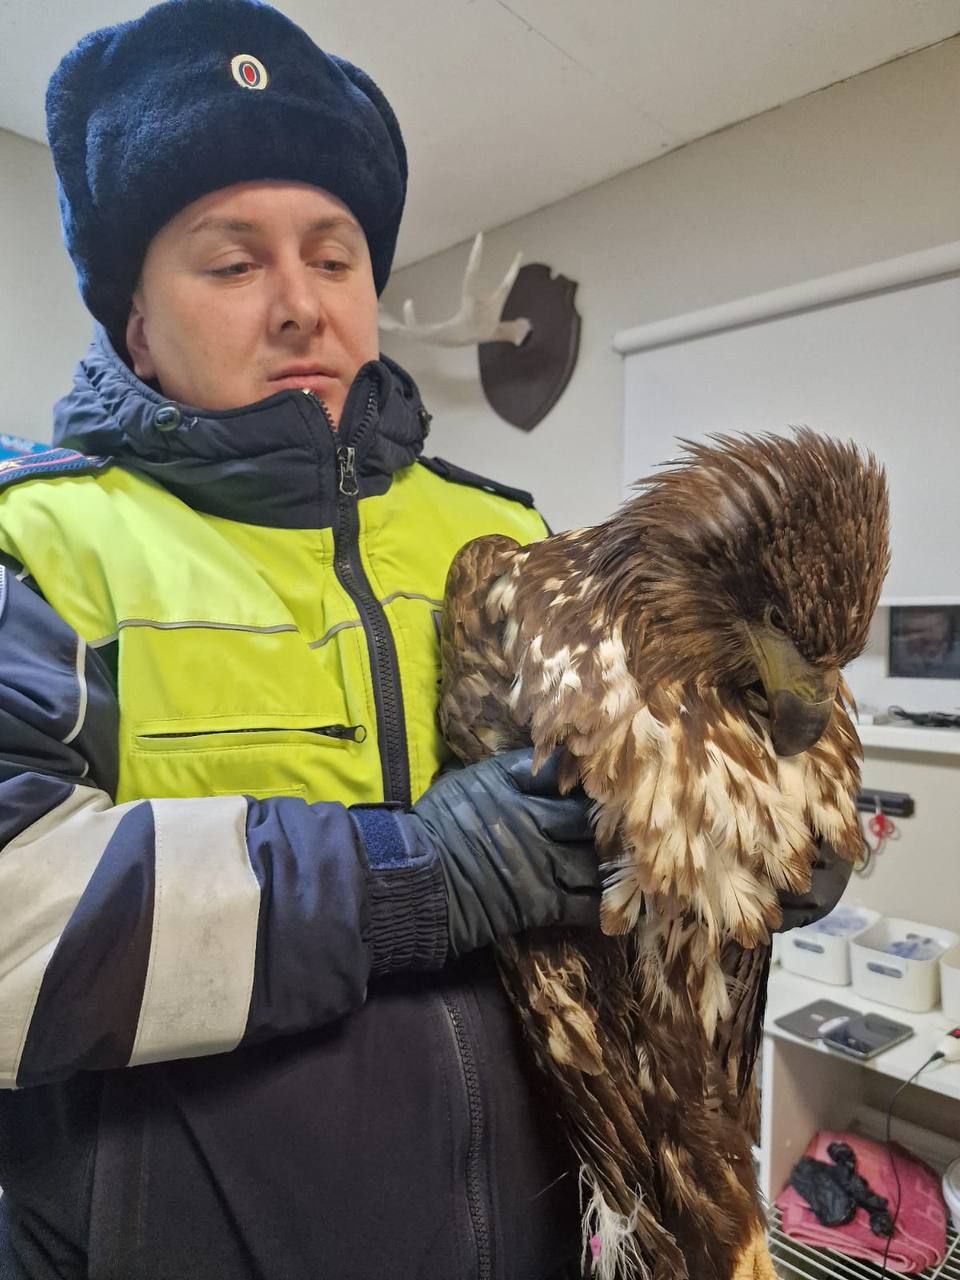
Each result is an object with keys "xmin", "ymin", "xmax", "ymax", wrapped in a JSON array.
[
  {"xmin": 579, "ymin": 1166, "xmax": 654, "ymax": 1280},
  {"xmin": 579, "ymin": 1164, "xmax": 687, "ymax": 1280}
]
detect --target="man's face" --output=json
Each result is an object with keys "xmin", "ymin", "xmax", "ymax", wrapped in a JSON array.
[{"xmin": 126, "ymin": 181, "xmax": 380, "ymax": 425}]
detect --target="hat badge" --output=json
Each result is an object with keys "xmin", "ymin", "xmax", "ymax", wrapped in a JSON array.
[{"xmin": 230, "ymin": 54, "xmax": 269, "ymax": 91}]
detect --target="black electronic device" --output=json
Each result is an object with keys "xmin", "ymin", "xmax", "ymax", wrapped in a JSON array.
[{"xmin": 820, "ymin": 1012, "xmax": 914, "ymax": 1060}]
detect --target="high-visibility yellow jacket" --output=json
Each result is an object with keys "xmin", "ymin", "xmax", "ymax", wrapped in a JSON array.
[{"xmin": 0, "ymin": 331, "xmax": 579, "ymax": 1280}]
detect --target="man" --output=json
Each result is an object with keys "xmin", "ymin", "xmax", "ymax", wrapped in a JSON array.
[
  {"xmin": 0, "ymin": 3, "xmax": 849, "ymax": 1277},
  {"xmin": 0, "ymin": 3, "xmax": 601, "ymax": 1277}
]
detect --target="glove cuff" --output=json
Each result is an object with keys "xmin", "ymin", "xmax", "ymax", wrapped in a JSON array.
[{"xmin": 350, "ymin": 808, "xmax": 448, "ymax": 976}]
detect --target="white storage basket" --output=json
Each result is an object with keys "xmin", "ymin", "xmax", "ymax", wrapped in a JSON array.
[
  {"xmin": 780, "ymin": 906, "xmax": 879, "ymax": 985},
  {"xmin": 941, "ymin": 944, "xmax": 960, "ymax": 1023},
  {"xmin": 851, "ymin": 917, "xmax": 960, "ymax": 1012}
]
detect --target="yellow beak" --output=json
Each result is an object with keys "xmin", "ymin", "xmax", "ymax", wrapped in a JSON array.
[{"xmin": 747, "ymin": 627, "xmax": 839, "ymax": 757}]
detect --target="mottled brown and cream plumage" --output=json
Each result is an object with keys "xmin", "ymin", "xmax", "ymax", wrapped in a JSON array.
[{"xmin": 438, "ymin": 430, "xmax": 889, "ymax": 1280}]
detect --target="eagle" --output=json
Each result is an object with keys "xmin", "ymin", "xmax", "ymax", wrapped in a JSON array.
[{"xmin": 438, "ymin": 430, "xmax": 889, "ymax": 1280}]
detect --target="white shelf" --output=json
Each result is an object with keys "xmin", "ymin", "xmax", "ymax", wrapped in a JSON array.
[
  {"xmin": 858, "ymin": 724, "xmax": 960, "ymax": 756},
  {"xmin": 759, "ymin": 967, "xmax": 960, "ymax": 1255},
  {"xmin": 765, "ymin": 968, "xmax": 960, "ymax": 1103},
  {"xmin": 878, "ymin": 597, "xmax": 960, "ymax": 609},
  {"xmin": 768, "ymin": 1205, "xmax": 960, "ymax": 1278}
]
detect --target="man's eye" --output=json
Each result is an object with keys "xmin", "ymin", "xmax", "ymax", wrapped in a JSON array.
[
  {"xmin": 210, "ymin": 262, "xmax": 255, "ymax": 277},
  {"xmin": 314, "ymin": 259, "xmax": 348, "ymax": 273}
]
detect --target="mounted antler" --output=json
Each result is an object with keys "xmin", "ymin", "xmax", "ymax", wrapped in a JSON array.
[{"xmin": 379, "ymin": 233, "xmax": 532, "ymax": 347}]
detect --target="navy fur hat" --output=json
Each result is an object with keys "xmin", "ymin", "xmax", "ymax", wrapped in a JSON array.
[{"xmin": 46, "ymin": 0, "xmax": 407, "ymax": 336}]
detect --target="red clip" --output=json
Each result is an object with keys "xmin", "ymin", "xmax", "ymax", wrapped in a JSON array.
[{"xmin": 868, "ymin": 812, "xmax": 895, "ymax": 839}]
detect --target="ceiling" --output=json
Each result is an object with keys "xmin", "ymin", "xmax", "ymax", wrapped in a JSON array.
[{"xmin": 2, "ymin": 0, "xmax": 959, "ymax": 270}]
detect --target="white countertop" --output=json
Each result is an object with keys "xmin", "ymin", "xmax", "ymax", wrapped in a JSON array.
[
  {"xmin": 859, "ymin": 723, "xmax": 960, "ymax": 755},
  {"xmin": 765, "ymin": 966, "xmax": 960, "ymax": 1103}
]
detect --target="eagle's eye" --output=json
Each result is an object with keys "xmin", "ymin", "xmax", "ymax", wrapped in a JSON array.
[{"xmin": 766, "ymin": 604, "xmax": 789, "ymax": 635}]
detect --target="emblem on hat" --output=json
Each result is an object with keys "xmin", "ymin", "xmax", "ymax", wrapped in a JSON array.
[{"xmin": 230, "ymin": 54, "xmax": 269, "ymax": 91}]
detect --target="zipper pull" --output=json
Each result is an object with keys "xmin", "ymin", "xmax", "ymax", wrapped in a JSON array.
[
  {"xmin": 316, "ymin": 723, "xmax": 367, "ymax": 742},
  {"xmin": 337, "ymin": 445, "xmax": 359, "ymax": 497}
]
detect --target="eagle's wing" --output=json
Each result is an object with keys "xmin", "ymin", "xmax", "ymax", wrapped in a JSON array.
[
  {"xmin": 438, "ymin": 533, "xmax": 530, "ymax": 765},
  {"xmin": 716, "ymin": 939, "xmax": 771, "ymax": 1137}
]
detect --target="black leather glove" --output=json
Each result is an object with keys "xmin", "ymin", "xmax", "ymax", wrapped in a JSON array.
[
  {"xmin": 410, "ymin": 748, "xmax": 602, "ymax": 957},
  {"xmin": 776, "ymin": 840, "xmax": 853, "ymax": 932}
]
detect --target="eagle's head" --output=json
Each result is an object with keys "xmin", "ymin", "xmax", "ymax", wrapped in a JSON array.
[{"xmin": 600, "ymin": 429, "xmax": 890, "ymax": 756}]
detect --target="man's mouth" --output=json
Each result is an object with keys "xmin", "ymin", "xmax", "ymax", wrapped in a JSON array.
[{"xmin": 268, "ymin": 366, "xmax": 338, "ymax": 387}]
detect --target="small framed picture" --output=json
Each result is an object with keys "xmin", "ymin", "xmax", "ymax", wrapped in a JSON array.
[{"xmin": 888, "ymin": 605, "xmax": 960, "ymax": 679}]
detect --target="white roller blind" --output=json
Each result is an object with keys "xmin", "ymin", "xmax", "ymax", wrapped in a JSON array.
[{"xmin": 618, "ymin": 247, "xmax": 960, "ymax": 603}]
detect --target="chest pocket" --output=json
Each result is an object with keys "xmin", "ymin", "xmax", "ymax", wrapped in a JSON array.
[
  {"xmin": 115, "ymin": 623, "xmax": 385, "ymax": 807},
  {"xmin": 130, "ymin": 720, "xmax": 368, "ymax": 801}
]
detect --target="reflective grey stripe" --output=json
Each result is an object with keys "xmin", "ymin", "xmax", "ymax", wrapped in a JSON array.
[
  {"xmin": 0, "ymin": 787, "xmax": 136, "ymax": 1089},
  {"xmin": 379, "ymin": 591, "xmax": 443, "ymax": 608},
  {"xmin": 90, "ymin": 619, "xmax": 300, "ymax": 647},
  {"xmin": 61, "ymin": 637, "xmax": 88, "ymax": 746},
  {"xmin": 308, "ymin": 619, "xmax": 363, "ymax": 650},
  {"xmin": 95, "ymin": 597, "xmax": 443, "ymax": 652},
  {"xmin": 307, "ymin": 593, "xmax": 443, "ymax": 650},
  {"xmin": 118, "ymin": 619, "xmax": 299, "ymax": 635},
  {"xmin": 129, "ymin": 795, "xmax": 260, "ymax": 1066}
]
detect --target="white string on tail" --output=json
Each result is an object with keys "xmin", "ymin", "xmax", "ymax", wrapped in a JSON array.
[{"xmin": 579, "ymin": 1165, "xmax": 652, "ymax": 1280}]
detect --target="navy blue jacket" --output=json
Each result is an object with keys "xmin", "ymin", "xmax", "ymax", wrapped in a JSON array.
[{"xmin": 0, "ymin": 332, "xmax": 581, "ymax": 1280}]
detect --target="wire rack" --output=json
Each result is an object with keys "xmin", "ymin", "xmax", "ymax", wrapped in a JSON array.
[{"xmin": 769, "ymin": 1206, "xmax": 960, "ymax": 1279}]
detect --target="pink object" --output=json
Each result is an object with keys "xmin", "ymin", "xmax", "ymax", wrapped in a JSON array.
[
  {"xmin": 777, "ymin": 1130, "xmax": 947, "ymax": 1274},
  {"xmin": 590, "ymin": 1234, "xmax": 602, "ymax": 1261}
]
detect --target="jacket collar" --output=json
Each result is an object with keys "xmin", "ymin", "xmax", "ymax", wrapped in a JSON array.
[{"xmin": 52, "ymin": 327, "xmax": 431, "ymax": 529}]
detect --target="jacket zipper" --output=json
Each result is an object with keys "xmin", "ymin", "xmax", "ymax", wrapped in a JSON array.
[
  {"xmin": 304, "ymin": 389, "xmax": 412, "ymax": 806},
  {"xmin": 138, "ymin": 724, "xmax": 366, "ymax": 742},
  {"xmin": 442, "ymin": 994, "xmax": 492, "ymax": 1280},
  {"xmin": 307, "ymin": 387, "xmax": 491, "ymax": 1275}
]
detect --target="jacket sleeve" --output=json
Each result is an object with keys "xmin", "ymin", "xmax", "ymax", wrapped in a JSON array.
[{"xmin": 0, "ymin": 566, "xmax": 447, "ymax": 1090}]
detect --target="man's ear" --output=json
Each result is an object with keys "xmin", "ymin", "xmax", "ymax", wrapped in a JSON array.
[{"xmin": 125, "ymin": 294, "xmax": 156, "ymax": 381}]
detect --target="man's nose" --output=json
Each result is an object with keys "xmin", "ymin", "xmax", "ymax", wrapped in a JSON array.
[{"xmin": 271, "ymin": 263, "xmax": 326, "ymax": 335}]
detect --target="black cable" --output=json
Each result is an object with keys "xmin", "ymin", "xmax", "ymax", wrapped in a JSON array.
[
  {"xmin": 878, "ymin": 1050, "xmax": 944, "ymax": 1278},
  {"xmin": 888, "ymin": 705, "xmax": 960, "ymax": 729}
]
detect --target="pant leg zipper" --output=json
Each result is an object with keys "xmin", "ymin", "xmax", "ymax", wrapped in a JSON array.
[{"xmin": 443, "ymin": 993, "xmax": 493, "ymax": 1280}]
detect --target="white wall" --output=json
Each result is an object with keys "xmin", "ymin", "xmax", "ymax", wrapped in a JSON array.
[
  {"xmin": 0, "ymin": 128, "xmax": 92, "ymax": 444},
  {"xmin": 381, "ymin": 35, "xmax": 960, "ymax": 534},
  {"xmin": 382, "ymin": 35, "xmax": 960, "ymax": 934},
  {"xmin": 846, "ymin": 751, "xmax": 959, "ymax": 934}
]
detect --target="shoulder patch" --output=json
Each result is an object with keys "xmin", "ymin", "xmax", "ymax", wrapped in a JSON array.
[
  {"xmin": 417, "ymin": 456, "xmax": 535, "ymax": 509},
  {"xmin": 0, "ymin": 448, "xmax": 113, "ymax": 492}
]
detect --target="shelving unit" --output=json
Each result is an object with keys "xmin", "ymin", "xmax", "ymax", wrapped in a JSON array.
[
  {"xmin": 760, "ymin": 969, "xmax": 960, "ymax": 1277},
  {"xmin": 769, "ymin": 1206, "xmax": 959, "ymax": 1278},
  {"xmin": 858, "ymin": 725, "xmax": 960, "ymax": 756}
]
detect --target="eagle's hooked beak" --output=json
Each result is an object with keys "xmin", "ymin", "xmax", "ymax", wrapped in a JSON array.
[{"xmin": 746, "ymin": 626, "xmax": 839, "ymax": 757}]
